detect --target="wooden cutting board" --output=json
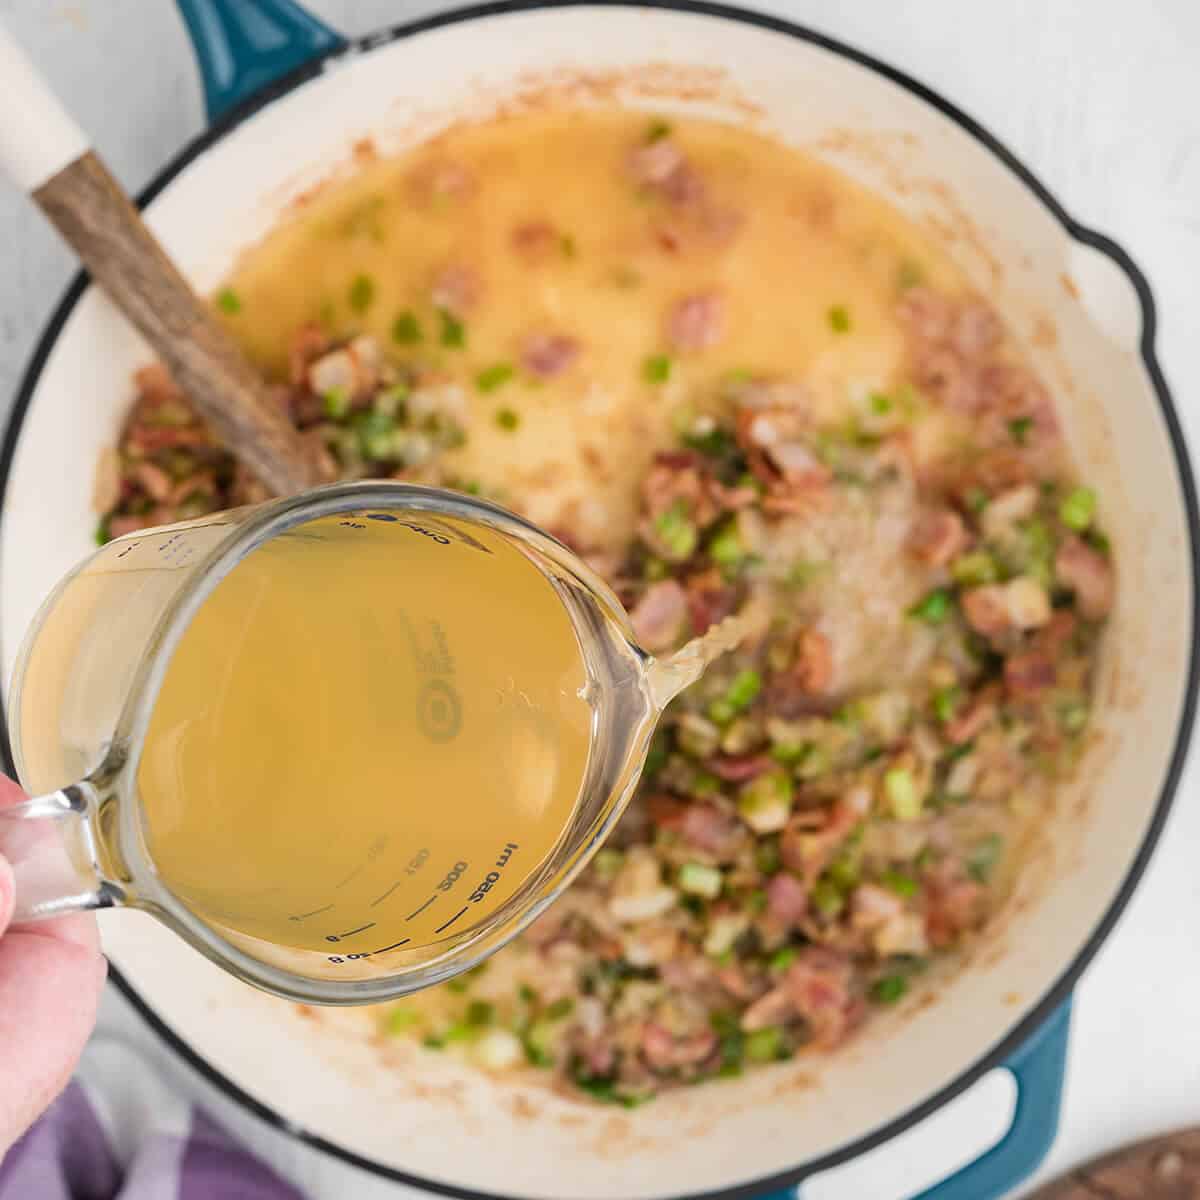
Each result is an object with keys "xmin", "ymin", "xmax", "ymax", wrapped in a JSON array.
[{"xmin": 1028, "ymin": 1127, "xmax": 1200, "ymax": 1198}]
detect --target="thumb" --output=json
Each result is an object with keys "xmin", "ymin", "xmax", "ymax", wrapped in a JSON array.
[{"xmin": 0, "ymin": 854, "xmax": 14, "ymax": 938}]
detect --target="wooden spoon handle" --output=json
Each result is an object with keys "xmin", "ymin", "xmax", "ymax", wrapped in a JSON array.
[
  {"xmin": 0, "ymin": 20, "xmax": 319, "ymax": 497},
  {"xmin": 34, "ymin": 152, "xmax": 321, "ymax": 496}
]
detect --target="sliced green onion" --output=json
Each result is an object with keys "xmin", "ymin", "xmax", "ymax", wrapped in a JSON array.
[
  {"xmin": 322, "ymin": 386, "xmax": 351, "ymax": 420},
  {"xmin": 645, "ymin": 117, "xmax": 672, "ymax": 143},
  {"xmin": 880, "ymin": 869, "xmax": 918, "ymax": 898},
  {"xmin": 737, "ymin": 769, "xmax": 794, "ymax": 834},
  {"xmin": 826, "ymin": 854, "xmax": 860, "ymax": 891},
  {"xmin": 685, "ymin": 427, "xmax": 735, "ymax": 457},
  {"xmin": 348, "ymin": 274, "xmax": 375, "ymax": 314},
  {"xmin": 745, "ymin": 1027, "xmax": 786, "ymax": 1063},
  {"xmin": 768, "ymin": 946, "xmax": 798, "ymax": 972},
  {"xmin": 215, "ymin": 286, "xmax": 241, "ymax": 315},
  {"xmin": 654, "ymin": 499, "xmax": 698, "ymax": 560},
  {"xmin": 707, "ymin": 520, "xmax": 744, "ymax": 568},
  {"xmin": 884, "ymin": 767, "xmax": 923, "ymax": 821},
  {"xmin": 476, "ymin": 363, "xmax": 515, "ymax": 393},
  {"xmin": 94, "ymin": 516, "xmax": 112, "ymax": 546},
  {"xmin": 951, "ymin": 552, "xmax": 999, "ymax": 587},
  {"xmin": 385, "ymin": 1006, "xmax": 422, "ymax": 1034},
  {"xmin": 871, "ymin": 974, "xmax": 908, "ymax": 1004},
  {"xmin": 932, "ymin": 685, "xmax": 962, "ymax": 724},
  {"xmin": 967, "ymin": 833, "xmax": 1004, "ymax": 882},
  {"xmin": 965, "ymin": 488, "xmax": 990, "ymax": 514},
  {"xmin": 811, "ymin": 879, "xmax": 845, "ymax": 917},
  {"xmin": 1059, "ymin": 698, "xmax": 1090, "ymax": 733},
  {"xmin": 466, "ymin": 1000, "xmax": 495, "ymax": 1026},
  {"xmin": 545, "ymin": 996, "xmax": 575, "ymax": 1021},
  {"xmin": 1059, "ymin": 486, "xmax": 1097, "ymax": 532},
  {"xmin": 522, "ymin": 1021, "xmax": 557, "ymax": 1067},
  {"xmin": 592, "ymin": 849, "xmax": 625, "ymax": 880},
  {"xmin": 1008, "ymin": 415, "xmax": 1034, "ymax": 444},
  {"xmin": 869, "ymin": 392, "xmax": 893, "ymax": 414},
  {"xmin": 770, "ymin": 741, "xmax": 810, "ymax": 766},
  {"xmin": 908, "ymin": 589, "xmax": 952, "ymax": 625},
  {"xmin": 755, "ymin": 839, "xmax": 781, "ymax": 875},
  {"xmin": 391, "ymin": 311, "xmax": 422, "ymax": 344},
  {"xmin": 643, "ymin": 354, "xmax": 673, "ymax": 384},
  {"xmin": 643, "ymin": 733, "xmax": 669, "ymax": 778},
  {"xmin": 439, "ymin": 308, "xmax": 467, "ymax": 348},
  {"xmin": 494, "ymin": 406, "xmax": 520, "ymax": 431},
  {"xmin": 828, "ymin": 305, "xmax": 851, "ymax": 333},
  {"xmin": 725, "ymin": 669, "xmax": 762, "ymax": 712},
  {"xmin": 678, "ymin": 862, "xmax": 723, "ymax": 899},
  {"xmin": 354, "ymin": 409, "xmax": 397, "ymax": 459}
]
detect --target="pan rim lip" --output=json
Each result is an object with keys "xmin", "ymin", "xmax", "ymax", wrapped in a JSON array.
[{"xmin": 0, "ymin": 3, "xmax": 1194, "ymax": 1196}]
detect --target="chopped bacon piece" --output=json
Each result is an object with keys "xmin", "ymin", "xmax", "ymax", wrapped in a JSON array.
[
  {"xmin": 134, "ymin": 461, "xmax": 172, "ymax": 503},
  {"xmin": 521, "ymin": 332, "xmax": 580, "ymax": 378},
  {"xmin": 706, "ymin": 754, "xmax": 773, "ymax": 783},
  {"xmin": 910, "ymin": 508, "xmax": 970, "ymax": 567},
  {"xmin": 924, "ymin": 873, "xmax": 985, "ymax": 948},
  {"xmin": 792, "ymin": 629, "xmax": 833, "ymax": 695},
  {"xmin": 1055, "ymin": 536, "xmax": 1114, "ymax": 620},
  {"xmin": 630, "ymin": 579, "xmax": 689, "ymax": 651},
  {"xmin": 952, "ymin": 303, "xmax": 1003, "ymax": 357},
  {"xmin": 780, "ymin": 800, "xmax": 862, "ymax": 886},
  {"xmin": 740, "ymin": 983, "xmax": 793, "ymax": 1033},
  {"xmin": 648, "ymin": 795, "xmax": 741, "ymax": 857},
  {"xmin": 408, "ymin": 159, "xmax": 474, "ymax": 206},
  {"xmin": 132, "ymin": 362, "xmax": 182, "ymax": 406},
  {"xmin": 666, "ymin": 292, "xmax": 725, "ymax": 352},
  {"xmin": 896, "ymin": 286, "xmax": 956, "ymax": 344},
  {"xmin": 850, "ymin": 884, "xmax": 904, "ymax": 930},
  {"xmin": 126, "ymin": 424, "xmax": 211, "ymax": 453},
  {"xmin": 685, "ymin": 574, "xmax": 738, "ymax": 637},
  {"xmin": 288, "ymin": 322, "xmax": 329, "ymax": 387},
  {"xmin": 628, "ymin": 139, "xmax": 686, "ymax": 187},
  {"xmin": 640, "ymin": 1022, "xmax": 718, "ymax": 1072},
  {"xmin": 784, "ymin": 949, "xmax": 860, "ymax": 1048},
  {"xmin": 944, "ymin": 685, "xmax": 999, "ymax": 745},
  {"xmin": 1004, "ymin": 650, "xmax": 1056, "ymax": 698},
  {"xmin": 430, "ymin": 263, "xmax": 481, "ymax": 316},
  {"xmin": 961, "ymin": 584, "xmax": 1012, "ymax": 638},
  {"xmin": 511, "ymin": 221, "xmax": 560, "ymax": 262},
  {"xmin": 766, "ymin": 872, "xmax": 809, "ymax": 927}
]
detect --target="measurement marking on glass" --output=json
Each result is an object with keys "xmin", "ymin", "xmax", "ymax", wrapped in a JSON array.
[
  {"xmin": 371, "ymin": 880, "xmax": 403, "ymax": 907},
  {"xmin": 334, "ymin": 860, "xmax": 367, "ymax": 890},
  {"xmin": 325, "ymin": 922, "xmax": 376, "ymax": 943},
  {"xmin": 407, "ymin": 896, "xmax": 437, "ymax": 921},
  {"xmin": 288, "ymin": 903, "xmax": 334, "ymax": 922},
  {"xmin": 372, "ymin": 940, "xmax": 411, "ymax": 954},
  {"xmin": 435, "ymin": 906, "xmax": 468, "ymax": 935}
]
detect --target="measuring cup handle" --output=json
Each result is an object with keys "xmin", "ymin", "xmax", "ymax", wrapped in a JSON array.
[{"xmin": 0, "ymin": 782, "xmax": 116, "ymax": 923}]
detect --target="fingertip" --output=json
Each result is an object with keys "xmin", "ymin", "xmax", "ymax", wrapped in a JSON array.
[{"xmin": 0, "ymin": 854, "xmax": 14, "ymax": 937}]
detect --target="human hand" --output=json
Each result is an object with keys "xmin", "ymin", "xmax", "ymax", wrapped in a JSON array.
[{"xmin": 0, "ymin": 773, "xmax": 105, "ymax": 1152}]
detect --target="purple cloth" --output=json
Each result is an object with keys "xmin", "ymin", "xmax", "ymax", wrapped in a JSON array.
[{"xmin": 0, "ymin": 1080, "xmax": 304, "ymax": 1200}]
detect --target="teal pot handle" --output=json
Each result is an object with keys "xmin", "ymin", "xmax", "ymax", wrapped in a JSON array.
[
  {"xmin": 175, "ymin": 0, "xmax": 344, "ymax": 124},
  {"xmin": 761, "ymin": 999, "xmax": 1071, "ymax": 1200}
]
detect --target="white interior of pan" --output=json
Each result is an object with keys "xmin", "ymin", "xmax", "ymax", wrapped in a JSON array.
[{"xmin": 1, "ymin": 8, "xmax": 1191, "ymax": 1198}]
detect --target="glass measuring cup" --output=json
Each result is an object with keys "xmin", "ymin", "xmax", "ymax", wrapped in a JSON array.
[{"xmin": 3, "ymin": 481, "xmax": 742, "ymax": 1004}]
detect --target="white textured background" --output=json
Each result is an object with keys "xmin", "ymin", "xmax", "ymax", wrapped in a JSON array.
[{"xmin": 0, "ymin": 2, "xmax": 1197, "ymax": 1198}]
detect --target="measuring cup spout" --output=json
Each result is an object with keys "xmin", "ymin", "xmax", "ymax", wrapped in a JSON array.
[
  {"xmin": 643, "ymin": 610, "xmax": 754, "ymax": 711},
  {"xmin": 0, "ymin": 782, "xmax": 116, "ymax": 923}
]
